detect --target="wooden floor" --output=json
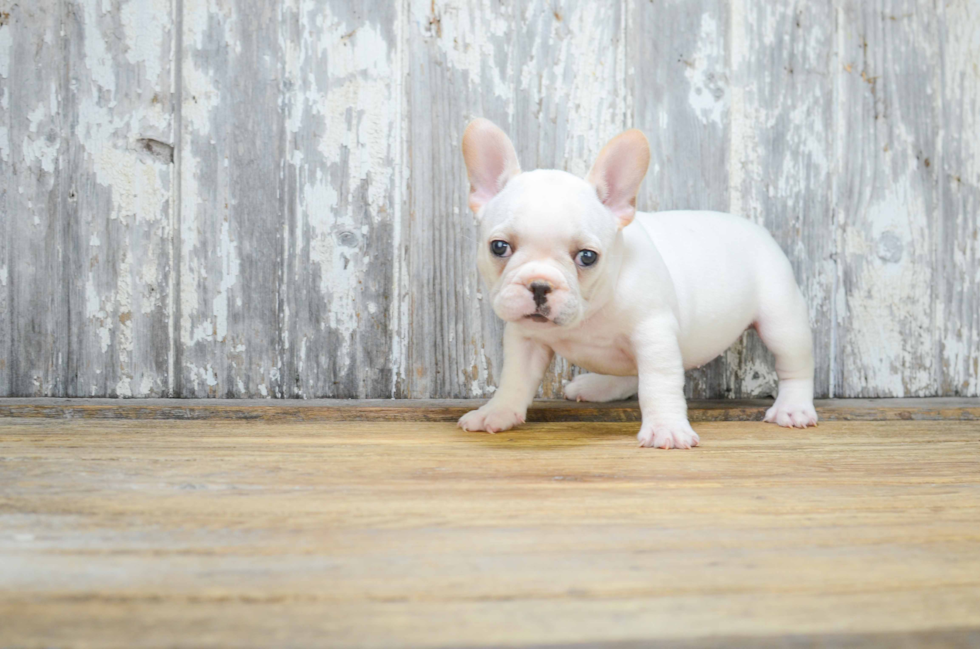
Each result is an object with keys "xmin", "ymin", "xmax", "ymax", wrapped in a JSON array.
[{"xmin": 1, "ymin": 406, "xmax": 980, "ymax": 647}]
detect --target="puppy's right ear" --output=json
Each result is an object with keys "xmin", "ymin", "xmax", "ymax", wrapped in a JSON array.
[{"xmin": 462, "ymin": 118, "xmax": 521, "ymax": 215}]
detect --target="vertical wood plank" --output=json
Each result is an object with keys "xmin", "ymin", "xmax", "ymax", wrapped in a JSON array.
[
  {"xmin": 402, "ymin": 0, "xmax": 629, "ymax": 399},
  {"xmin": 937, "ymin": 1, "xmax": 980, "ymax": 396},
  {"xmin": 178, "ymin": 0, "xmax": 284, "ymax": 397},
  {"xmin": 64, "ymin": 0, "xmax": 175, "ymax": 396},
  {"xmin": 281, "ymin": 0, "xmax": 400, "ymax": 398},
  {"xmin": 1, "ymin": 2, "xmax": 70, "ymax": 396},
  {"xmin": 633, "ymin": 0, "xmax": 729, "ymax": 213},
  {"xmin": 834, "ymin": 0, "xmax": 941, "ymax": 397},
  {"xmin": 727, "ymin": 0, "xmax": 836, "ymax": 398},
  {"xmin": 511, "ymin": 0, "xmax": 628, "ymax": 397},
  {"xmin": 401, "ymin": 0, "xmax": 515, "ymax": 398},
  {"xmin": 0, "ymin": 3, "xmax": 11, "ymax": 396},
  {"xmin": 1, "ymin": 0, "xmax": 978, "ymax": 400},
  {"xmin": 632, "ymin": 0, "xmax": 733, "ymax": 399}
]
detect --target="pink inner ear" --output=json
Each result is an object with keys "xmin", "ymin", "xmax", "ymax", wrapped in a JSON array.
[
  {"xmin": 469, "ymin": 147, "xmax": 513, "ymax": 207},
  {"xmin": 463, "ymin": 119, "xmax": 520, "ymax": 214},
  {"xmin": 587, "ymin": 130, "xmax": 650, "ymax": 228},
  {"xmin": 596, "ymin": 158, "xmax": 638, "ymax": 219}
]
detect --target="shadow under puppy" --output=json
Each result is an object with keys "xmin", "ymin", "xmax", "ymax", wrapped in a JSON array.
[{"xmin": 457, "ymin": 119, "xmax": 817, "ymax": 449}]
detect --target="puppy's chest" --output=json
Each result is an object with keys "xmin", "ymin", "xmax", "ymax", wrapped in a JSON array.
[{"xmin": 546, "ymin": 330, "xmax": 637, "ymax": 376}]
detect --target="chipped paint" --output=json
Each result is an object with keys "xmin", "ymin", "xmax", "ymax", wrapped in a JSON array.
[
  {"xmin": 422, "ymin": 0, "xmax": 513, "ymax": 111},
  {"xmin": 22, "ymin": 96, "xmax": 60, "ymax": 174},
  {"xmin": 3, "ymin": 0, "xmax": 979, "ymax": 399},
  {"xmin": 81, "ymin": 1, "xmax": 117, "ymax": 95},
  {"xmin": 120, "ymin": 0, "xmax": 171, "ymax": 83},
  {"xmin": 685, "ymin": 13, "xmax": 728, "ymax": 127},
  {"xmin": 0, "ymin": 17, "xmax": 10, "ymax": 82}
]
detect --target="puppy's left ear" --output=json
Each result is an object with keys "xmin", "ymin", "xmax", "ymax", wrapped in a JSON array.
[{"xmin": 586, "ymin": 130, "xmax": 650, "ymax": 229}]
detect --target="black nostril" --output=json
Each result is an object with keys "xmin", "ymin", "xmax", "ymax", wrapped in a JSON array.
[{"xmin": 529, "ymin": 281, "xmax": 552, "ymax": 308}]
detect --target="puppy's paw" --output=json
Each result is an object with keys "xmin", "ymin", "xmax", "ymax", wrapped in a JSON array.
[
  {"xmin": 458, "ymin": 403, "xmax": 525, "ymax": 434},
  {"xmin": 637, "ymin": 420, "xmax": 700, "ymax": 449},
  {"xmin": 764, "ymin": 400, "xmax": 818, "ymax": 428},
  {"xmin": 564, "ymin": 374, "xmax": 638, "ymax": 402}
]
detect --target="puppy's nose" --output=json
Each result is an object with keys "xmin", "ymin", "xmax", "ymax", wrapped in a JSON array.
[{"xmin": 529, "ymin": 281, "xmax": 552, "ymax": 308}]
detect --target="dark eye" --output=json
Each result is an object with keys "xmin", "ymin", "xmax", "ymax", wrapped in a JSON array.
[
  {"xmin": 575, "ymin": 249, "xmax": 599, "ymax": 267},
  {"xmin": 490, "ymin": 240, "xmax": 511, "ymax": 257}
]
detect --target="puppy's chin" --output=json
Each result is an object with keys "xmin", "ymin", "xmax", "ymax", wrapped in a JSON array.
[{"xmin": 492, "ymin": 306, "xmax": 583, "ymax": 329}]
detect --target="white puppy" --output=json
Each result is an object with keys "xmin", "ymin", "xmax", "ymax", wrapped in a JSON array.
[{"xmin": 457, "ymin": 119, "xmax": 817, "ymax": 448}]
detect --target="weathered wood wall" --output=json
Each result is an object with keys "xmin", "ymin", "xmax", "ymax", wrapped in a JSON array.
[{"xmin": 1, "ymin": 0, "xmax": 978, "ymax": 399}]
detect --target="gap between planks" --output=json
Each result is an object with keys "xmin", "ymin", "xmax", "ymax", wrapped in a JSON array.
[{"xmin": 0, "ymin": 397, "xmax": 977, "ymax": 422}]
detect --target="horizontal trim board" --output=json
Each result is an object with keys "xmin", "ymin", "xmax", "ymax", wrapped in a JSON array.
[{"xmin": 0, "ymin": 398, "xmax": 978, "ymax": 422}]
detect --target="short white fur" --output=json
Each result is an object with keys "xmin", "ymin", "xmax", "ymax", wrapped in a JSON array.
[{"xmin": 458, "ymin": 119, "xmax": 818, "ymax": 449}]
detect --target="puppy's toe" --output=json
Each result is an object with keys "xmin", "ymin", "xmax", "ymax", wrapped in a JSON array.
[
  {"xmin": 458, "ymin": 406, "xmax": 524, "ymax": 434},
  {"xmin": 764, "ymin": 401, "xmax": 818, "ymax": 428},
  {"xmin": 637, "ymin": 420, "xmax": 700, "ymax": 449}
]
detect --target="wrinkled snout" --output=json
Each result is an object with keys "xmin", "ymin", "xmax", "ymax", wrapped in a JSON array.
[{"xmin": 492, "ymin": 263, "xmax": 581, "ymax": 326}]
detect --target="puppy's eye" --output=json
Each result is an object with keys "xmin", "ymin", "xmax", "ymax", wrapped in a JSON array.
[
  {"xmin": 490, "ymin": 240, "xmax": 512, "ymax": 258},
  {"xmin": 575, "ymin": 249, "xmax": 599, "ymax": 267}
]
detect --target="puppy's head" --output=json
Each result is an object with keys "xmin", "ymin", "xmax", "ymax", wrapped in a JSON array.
[{"xmin": 461, "ymin": 119, "xmax": 650, "ymax": 329}]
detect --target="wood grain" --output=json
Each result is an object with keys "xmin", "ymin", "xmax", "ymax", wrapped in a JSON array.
[
  {"xmin": 835, "ymin": 0, "xmax": 941, "ymax": 397},
  {"xmin": 937, "ymin": 1, "xmax": 980, "ymax": 396},
  {"xmin": 632, "ymin": 0, "xmax": 734, "ymax": 400},
  {"xmin": 64, "ymin": 0, "xmax": 176, "ymax": 397},
  {"xmin": 281, "ymin": 0, "xmax": 400, "ymax": 399},
  {"xmin": 728, "ymin": 0, "xmax": 836, "ymax": 399},
  {"xmin": 1, "ymin": 416, "xmax": 979, "ymax": 647},
  {"xmin": 177, "ymin": 0, "xmax": 284, "ymax": 397},
  {"xmin": 2, "ymin": 2, "xmax": 70, "ymax": 397},
  {"xmin": 512, "ymin": 0, "xmax": 629, "ymax": 397},
  {"xmin": 1, "ymin": 397, "xmax": 977, "ymax": 422},
  {"xmin": 0, "ymin": 1, "xmax": 10, "ymax": 397}
]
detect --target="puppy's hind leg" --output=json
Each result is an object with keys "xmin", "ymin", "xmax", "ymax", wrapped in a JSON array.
[
  {"xmin": 564, "ymin": 374, "xmax": 639, "ymax": 402},
  {"xmin": 755, "ymin": 282, "xmax": 818, "ymax": 428}
]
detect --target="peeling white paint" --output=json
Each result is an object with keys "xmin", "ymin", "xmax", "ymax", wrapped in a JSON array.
[
  {"xmin": 23, "ymin": 98, "xmax": 60, "ymax": 174},
  {"xmin": 78, "ymin": 99, "xmax": 170, "ymax": 222},
  {"xmin": 212, "ymin": 219, "xmax": 240, "ymax": 342},
  {"xmin": 81, "ymin": 2, "xmax": 117, "ymax": 95},
  {"xmin": 21, "ymin": 132, "xmax": 59, "ymax": 175},
  {"xmin": 842, "ymin": 162, "xmax": 934, "ymax": 396},
  {"xmin": 0, "ymin": 126, "xmax": 8, "ymax": 163},
  {"xmin": 27, "ymin": 103, "xmax": 46, "ymax": 133},
  {"xmin": 182, "ymin": 60, "xmax": 220, "ymax": 135},
  {"xmin": 86, "ymin": 275, "xmax": 111, "ymax": 353},
  {"xmin": 179, "ymin": 154, "xmax": 203, "ymax": 347},
  {"xmin": 685, "ymin": 13, "xmax": 728, "ymax": 127},
  {"xmin": 422, "ymin": 0, "xmax": 513, "ymax": 110},
  {"xmin": 0, "ymin": 21, "xmax": 11, "ymax": 81},
  {"xmin": 120, "ymin": 0, "xmax": 171, "ymax": 84},
  {"xmin": 315, "ymin": 14, "xmax": 395, "ymax": 216},
  {"xmin": 5, "ymin": 1, "xmax": 978, "ymax": 400}
]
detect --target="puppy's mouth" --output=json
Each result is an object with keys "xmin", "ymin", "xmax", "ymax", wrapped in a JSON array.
[{"xmin": 525, "ymin": 314, "xmax": 551, "ymax": 323}]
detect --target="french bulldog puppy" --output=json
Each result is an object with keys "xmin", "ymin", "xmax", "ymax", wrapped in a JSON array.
[{"xmin": 457, "ymin": 118, "xmax": 817, "ymax": 449}]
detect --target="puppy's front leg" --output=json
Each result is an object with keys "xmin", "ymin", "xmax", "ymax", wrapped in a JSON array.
[
  {"xmin": 633, "ymin": 316, "xmax": 700, "ymax": 449},
  {"xmin": 458, "ymin": 324, "xmax": 554, "ymax": 433}
]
